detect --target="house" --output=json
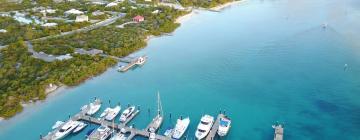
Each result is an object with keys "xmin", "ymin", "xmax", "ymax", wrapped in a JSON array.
[
  {"xmin": 152, "ymin": 10, "xmax": 160, "ymax": 14},
  {"xmin": 0, "ymin": 29, "xmax": 7, "ymax": 33},
  {"xmin": 133, "ymin": 15, "xmax": 144, "ymax": 23},
  {"xmin": 75, "ymin": 15, "xmax": 89, "ymax": 22},
  {"xmin": 40, "ymin": 9, "xmax": 56, "ymax": 14},
  {"xmin": 64, "ymin": 9, "xmax": 84, "ymax": 15},
  {"xmin": 41, "ymin": 23, "xmax": 58, "ymax": 27},
  {"xmin": 92, "ymin": 10, "xmax": 105, "ymax": 16},
  {"xmin": 106, "ymin": 2, "xmax": 119, "ymax": 7}
]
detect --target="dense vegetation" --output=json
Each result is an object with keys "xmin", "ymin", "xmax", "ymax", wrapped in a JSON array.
[
  {"xmin": 0, "ymin": 41, "xmax": 117, "ymax": 118},
  {"xmin": 0, "ymin": 0, "xmax": 232, "ymax": 119}
]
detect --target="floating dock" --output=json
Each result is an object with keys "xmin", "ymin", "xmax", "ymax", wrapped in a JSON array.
[{"xmin": 206, "ymin": 114, "xmax": 225, "ymax": 140}]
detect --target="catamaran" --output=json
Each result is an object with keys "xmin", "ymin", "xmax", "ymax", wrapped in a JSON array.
[
  {"xmin": 217, "ymin": 116, "xmax": 231, "ymax": 136},
  {"xmin": 195, "ymin": 115, "xmax": 214, "ymax": 140},
  {"xmin": 53, "ymin": 120, "xmax": 80, "ymax": 140},
  {"xmin": 87, "ymin": 125, "xmax": 113, "ymax": 140},
  {"xmin": 172, "ymin": 117, "xmax": 190, "ymax": 139},
  {"xmin": 119, "ymin": 106, "xmax": 136, "ymax": 122},
  {"xmin": 105, "ymin": 105, "xmax": 121, "ymax": 121},
  {"xmin": 86, "ymin": 99, "xmax": 102, "ymax": 115},
  {"xmin": 73, "ymin": 121, "xmax": 87, "ymax": 133}
]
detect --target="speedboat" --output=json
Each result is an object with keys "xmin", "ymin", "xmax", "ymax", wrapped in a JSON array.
[
  {"xmin": 109, "ymin": 132, "xmax": 127, "ymax": 140},
  {"xmin": 52, "ymin": 121, "xmax": 64, "ymax": 129},
  {"xmin": 172, "ymin": 117, "xmax": 190, "ymax": 139},
  {"xmin": 86, "ymin": 99, "xmax": 102, "ymax": 115},
  {"xmin": 195, "ymin": 115, "xmax": 214, "ymax": 139},
  {"xmin": 135, "ymin": 56, "xmax": 147, "ymax": 65},
  {"xmin": 100, "ymin": 108, "xmax": 111, "ymax": 118},
  {"xmin": 73, "ymin": 122, "xmax": 87, "ymax": 133},
  {"xmin": 53, "ymin": 120, "xmax": 80, "ymax": 140},
  {"xmin": 87, "ymin": 125, "xmax": 112, "ymax": 140},
  {"xmin": 217, "ymin": 116, "xmax": 231, "ymax": 136},
  {"xmin": 105, "ymin": 105, "xmax": 121, "ymax": 121},
  {"xmin": 119, "ymin": 106, "xmax": 136, "ymax": 122}
]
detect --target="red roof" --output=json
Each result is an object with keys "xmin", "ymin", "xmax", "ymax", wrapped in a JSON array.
[{"xmin": 133, "ymin": 15, "xmax": 144, "ymax": 20}]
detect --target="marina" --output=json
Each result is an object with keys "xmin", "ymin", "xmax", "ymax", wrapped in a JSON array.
[{"xmin": 40, "ymin": 97, "xmax": 231, "ymax": 140}]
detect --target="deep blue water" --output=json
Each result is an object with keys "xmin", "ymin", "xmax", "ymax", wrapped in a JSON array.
[{"xmin": 1, "ymin": 0, "xmax": 360, "ymax": 139}]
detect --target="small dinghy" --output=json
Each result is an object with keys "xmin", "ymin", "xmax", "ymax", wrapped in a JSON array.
[{"xmin": 73, "ymin": 122, "xmax": 88, "ymax": 133}]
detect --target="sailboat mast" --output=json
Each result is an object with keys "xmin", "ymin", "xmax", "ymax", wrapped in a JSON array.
[{"xmin": 157, "ymin": 91, "xmax": 163, "ymax": 116}]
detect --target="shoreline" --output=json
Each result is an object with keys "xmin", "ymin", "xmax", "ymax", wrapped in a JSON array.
[{"xmin": 0, "ymin": 1, "xmax": 241, "ymax": 122}]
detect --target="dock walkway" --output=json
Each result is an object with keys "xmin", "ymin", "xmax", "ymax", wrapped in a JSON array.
[{"xmin": 206, "ymin": 114, "xmax": 225, "ymax": 140}]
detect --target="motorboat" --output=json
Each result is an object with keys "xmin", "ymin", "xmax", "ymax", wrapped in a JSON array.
[
  {"xmin": 100, "ymin": 108, "xmax": 111, "ymax": 118},
  {"xmin": 86, "ymin": 99, "xmax": 102, "ymax": 115},
  {"xmin": 272, "ymin": 123, "xmax": 284, "ymax": 140},
  {"xmin": 53, "ymin": 120, "xmax": 80, "ymax": 140},
  {"xmin": 119, "ymin": 106, "xmax": 136, "ymax": 122},
  {"xmin": 52, "ymin": 121, "xmax": 64, "ymax": 129},
  {"xmin": 87, "ymin": 125, "xmax": 112, "ymax": 140},
  {"xmin": 195, "ymin": 115, "xmax": 214, "ymax": 139},
  {"xmin": 73, "ymin": 122, "xmax": 88, "ymax": 133},
  {"xmin": 105, "ymin": 105, "xmax": 121, "ymax": 121},
  {"xmin": 172, "ymin": 117, "xmax": 190, "ymax": 139},
  {"xmin": 217, "ymin": 116, "xmax": 231, "ymax": 136}
]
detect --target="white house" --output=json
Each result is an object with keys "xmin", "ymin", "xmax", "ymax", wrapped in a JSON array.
[
  {"xmin": 40, "ymin": 9, "xmax": 56, "ymax": 14},
  {"xmin": 152, "ymin": 10, "xmax": 160, "ymax": 14},
  {"xmin": 41, "ymin": 23, "xmax": 58, "ymax": 27},
  {"xmin": 92, "ymin": 10, "xmax": 105, "ymax": 16},
  {"xmin": 75, "ymin": 15, "xmax": 89, "ymax": 22},
  {"xmin": 0, "ymin": 29, "xmax": 7, "ymax": 33},
  {"xmin": 64, "ymin": 9, "xmax": 84, "ymax": 15},
  {"xmin": 145, "ymin": 0, "xmax": 152, "ymax": 2}
]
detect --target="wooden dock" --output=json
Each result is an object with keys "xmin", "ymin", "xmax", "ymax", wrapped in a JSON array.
[
  {"xmin": 205, "ymin": 114, "xmax": 225, "ymax": 140},
  {"xmin": 118, "ymin": 56, "xmax": 146, "ymax": 72}
]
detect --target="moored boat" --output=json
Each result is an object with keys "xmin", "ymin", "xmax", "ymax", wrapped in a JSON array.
[
  {"xmin": 195, "ymin": 115, "xmax": 214, "ymax": 140},
  {"xmin": 53, "ymin": 120, "xmax": 80, "ymax": 140},
  {"xmin": 217, "ymin": 116, "xmax": 231, "ymax": 136},
  {"xmin": 105, "ymin": 105, "xmax": 121, "ymax": 121},
  {"xmin": 100, "ymin": 108, "xmax": 111, "ymax": 118},
  {"xmin": 73, "ymin": 122, "xmax": 88, "ymax": 133},
  {"xmin": 272, "ymin": 123, "xmax": 284, "ymax": 140},
  {"xmin": 86, "ymin": 99, "xmax": 102, "ymax": 116},
  {"xmin": 172, "ymin": 117, "xmax": 190, "ymax": 139},
  {"xmin": 119, "ymin": 106, "xmax": 136, "ymax": 122},
  {"xmin": 109, "ymin": 131, "xmax": 127, "ymax": 140},
  {"xmin": 52, "ymin": 121, "xmax": 64, "ymax": 129},
  {"xmin": 135, "ymin": 56, "xmax": 147, "ymax": 65},
  {"xmin": 87, "ymin": 125, "xmax": 112, "ymax": 140}
]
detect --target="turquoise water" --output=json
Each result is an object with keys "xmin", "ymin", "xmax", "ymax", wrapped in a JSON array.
[{"xmin": 1, "ymin": 0, "xmax": 360, "ymax": 139}]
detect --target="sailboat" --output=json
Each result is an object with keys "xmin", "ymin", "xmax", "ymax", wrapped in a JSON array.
[{"xmin": 148, "ymin": 92, "xmax": 164, "ymax": 133}]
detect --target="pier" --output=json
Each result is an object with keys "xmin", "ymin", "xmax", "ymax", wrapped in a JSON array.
[
  {"xmin": 118, "ymin": 55, "xmax": 147, "ymax": 72},
  {"xmin": 206, "ymin": 114, "xmax": 225, "ymax": 140}
]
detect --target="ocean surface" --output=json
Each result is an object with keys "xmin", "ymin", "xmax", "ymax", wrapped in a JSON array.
[{"xmin": 1, "ymin": 0, "xmax": 360, "ymax": 139}]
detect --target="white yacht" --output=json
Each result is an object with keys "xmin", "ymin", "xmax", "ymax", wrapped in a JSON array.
[
  {"xmin": 52, "ymin": 121, "xmax": 64, "ymax": 129},
  {"xmin": 73, "ymin": 122, "xmax": 87, "ymax": 133},
  {"xmin": 86, "ymin": 99, "xmax": 102, "ymax": 116},
  {"xmin": 135, "ymin": 56, "xmax": 147, "ymax": 65},
  {"xmin": 195, "ymin": 115, "xmax": 214, "ymax": 140},
  {"xmin": 100, "ymin": 108, "xmax": 111, "ymax": 118},
  {"xmin": 53, "ymin": 120, "xmax": 80, "ymax": 140},
  {"xmin": 217, "ymin": 116, "xmax": 231, "ymax": 136},
  {"xmin": 87, "ymin": 125, "xmax": 112, "ymax": 140},
  {"xmin": 172, "ymin": 117, "xmax": 190, "ymax": 139},
  {"xmin": 272, "ymin": 124, "xmax": 284, "ymax": 140},
  {"xmin": 105, "ymin": 105, "xmax": 121, "ymax": 121},
  {"xmin": 119, "ymin": 106, "xmax": 136, "ymax": 122}
]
